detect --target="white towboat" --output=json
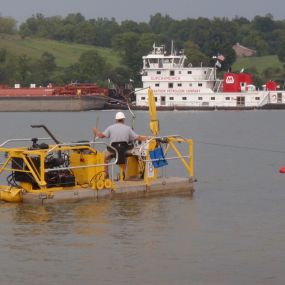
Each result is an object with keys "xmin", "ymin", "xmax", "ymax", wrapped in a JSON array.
[{"xmin": 135, "ymin": 43, "xmax": 285, "ymax": 110}]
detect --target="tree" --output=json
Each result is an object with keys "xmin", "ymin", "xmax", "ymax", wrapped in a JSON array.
[
  {"xmin": 93, "ymin": 18, "xmax": 121, "ymax": 47},
  {"xmin": 64, "ymin": 50, "xmax": 109, "ymax": 83},
  {"xmin": 242, "ymin": 30, "xmax": 269, "ymax": 55},
  {"xmin": 184, "ymin": 41, "xmax": 210, "ymax": 66},
  {"xmin": 0, "ymin": 48, "xmax": 7, "ymax": 63},
  {"xmin": 0, "ymin": 17, "xmax": 17, "ymax": 34},
  {"xmin": 15, "ymin": 55, "xmax": 32, "ymax": 85},
  {"xmin": 40, "ymin": 52, "xmax": 56, "ymax": 72},
  {"xmin": 121, "ymin": 20, "xmax": 140, "ymax": 33},
  {"xmin": 108, "ymin": 66, "xmax": 132, "ymax": 86},
  {"xmin": 149, "ymin": 13, "xmax": 174, "ymax": 34},
  {"xmin": 252, "ymin": 14, "xmax": 275, "ymax": 33},
  {"xmin": 112, "ymin": 32, "xmax": 141, "ymax": 72}
]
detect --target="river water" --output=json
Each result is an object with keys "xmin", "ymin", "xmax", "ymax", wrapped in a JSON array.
[{"xmin": 1, "ymin": 110, "xmax": 285, "ymax": 285}]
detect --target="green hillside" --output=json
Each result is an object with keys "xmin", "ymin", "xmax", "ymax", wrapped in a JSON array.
[
  {"xmin": 0, "ymin": 34, "xmax": 121, "ymax": 68},
  {"xmin": 232, "ymin": 55, "xmax": 284, "ymax": 74},
  {"xmin": 1, "ymin": 34, "xmax": 284, "ymax": 77}
]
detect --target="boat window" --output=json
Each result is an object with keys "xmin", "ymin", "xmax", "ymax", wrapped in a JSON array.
[
  {"xmin": 169, "ymin": 97, "xmax": 174, "ymax": 100},
  {"xmin": 170, "ymin": 70, "xmax": 175, "ymax": 76},
  {"xmin": 211, "ymin": 97, "xmax": 215, "ymax": 100},
  {"xmin": 155, "ymin": 83, "xmax": 160, "ymax": 87},
  {"xmin": 178, "ymin": 83, "xmax": 182, "ymax": 87},
  {"xmin": 141, "ymin": 97, "xmax": 145, "ymax": 100},
  {"xmin": 198, "ymin": 97, "xmax": 203, "ymax": 100},
  {"xmin": 144, "ymin": 60, "xmax": 150, "ymax": 68},
  {"xmin": 204, "ymin": 71, "xmax": 207, "ymax": 74},
  {"xmin": 168, "ymin": 83, "xmax": 173, "ymax": 88},
  {"xmin": 179, "ymin": 71, "xmax": 182, "ymax": 74},
  {"xmin": 156, "ymin": 71, "xmax": 161, "ymax": 74},
  {"xmin": 198, "ymin": 83, "xmax": 203, "ymax": 87},
  {"xmin": 188, "ymin": 71, "xmax": 192, "ymax": 74},
  {"xmin": 149, "ymin": 59, "xmax": 158, "ymax": 64},
  {"xmin": 174, "ymin": 58, "xmax": 180, "ymax": 65},
  {"xmin": 189, "ymin": 83, "xmax": 192, "ymax": 87},
  {"xmin": 155, "ymin": 97, "xmax": 157, "ymax": 102},
  {"xmin": 225, "ymin": 97, "xmax": 230, "ymax": 100},
  {"xmin": 255, "ymin": 97, "xmax": 260, "ymax": 100},
  {"xmin": 182, "ymin": 97, "xmax": 187, "ymax": 100}
]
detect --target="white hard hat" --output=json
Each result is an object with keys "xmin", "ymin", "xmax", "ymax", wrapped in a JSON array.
[{"xmin": 115, "ymin": 111, "xmax": 126, "ymax": 120}]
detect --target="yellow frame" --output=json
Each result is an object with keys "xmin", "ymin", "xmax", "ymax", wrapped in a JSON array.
[{"xmin": 0, "ymin": 144, "xmax": 103, "ymax": 193}]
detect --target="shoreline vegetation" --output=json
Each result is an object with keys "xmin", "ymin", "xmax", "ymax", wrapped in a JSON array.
[{"xmin": 0, "ymin": 13, "xmax": 284, "ymax": 88}]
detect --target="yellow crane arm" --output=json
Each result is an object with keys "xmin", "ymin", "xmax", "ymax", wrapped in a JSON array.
[{"xmin": 148, "ymin": 88, "xmax": 159, "ymax": 136}]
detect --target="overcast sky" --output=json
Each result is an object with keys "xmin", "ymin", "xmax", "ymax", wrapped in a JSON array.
[{"xmin": 0, "ymin": 0, "xmax": 284, "ymax": 23}]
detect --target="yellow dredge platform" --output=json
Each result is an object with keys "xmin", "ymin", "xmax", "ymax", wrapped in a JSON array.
[
  {"xmin": 0, "ymin": 89, "xmax": 195, "ymax": 204},
  {"xmin": 0, "ymin": 136, "xmax": 194, "ymax": 204}
]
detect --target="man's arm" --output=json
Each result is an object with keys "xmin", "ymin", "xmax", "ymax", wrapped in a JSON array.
[
  {"xmin": 129, "ymin": 128, "xmax": 149, "ymax": 142},
  {"xmin": 93, "ymin": 128, "xmax": 106, "ymax": 139}
]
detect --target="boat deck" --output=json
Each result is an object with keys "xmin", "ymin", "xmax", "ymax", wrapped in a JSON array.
[{"xmin": 22, "ymin": 177, "xmax": 194, "ymax": 204}]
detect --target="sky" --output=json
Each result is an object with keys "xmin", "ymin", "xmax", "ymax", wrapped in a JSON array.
[{"xmin": 0, "ymin": 0, "xmax": 284, "ymax": 23}]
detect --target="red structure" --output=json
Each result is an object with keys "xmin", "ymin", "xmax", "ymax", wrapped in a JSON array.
[
  {"xmin": 52, "ymin": 83, "xmax": 109, "ymax": 96},
  {"xmin": 223, "ymin": 73, "xmax": 253, "ymax": 92},
  {"xmin": 265, "ymin": 81, "xmax": 277, "ymax": 91},
  {"xmin": 0, "ymin": 83, "xmax": 109, "ymax": 97}
]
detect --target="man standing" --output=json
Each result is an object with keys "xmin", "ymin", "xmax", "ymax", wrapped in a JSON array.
[{"xmin": 93, "ymin": 111, "xmax": 147, "ymax": 179}]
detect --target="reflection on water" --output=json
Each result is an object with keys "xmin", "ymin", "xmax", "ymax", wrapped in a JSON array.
[
  {"xmin": 1, "ymin": 195, "xmax": 196, "ymax": 285},
  {"xmin": 1, "ymin": 111, "xmax": 285, "ymax": 284}
]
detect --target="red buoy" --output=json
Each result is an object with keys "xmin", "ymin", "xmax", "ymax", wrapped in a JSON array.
[{"xmin": 279, "ymin": 166, "xmax": 285, "ymax": 173}]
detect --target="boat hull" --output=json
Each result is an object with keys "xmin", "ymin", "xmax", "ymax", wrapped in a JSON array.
[
  {"xmin": 22, "ymin": 177, "xmax": 194, "ymax": 204},
  {"xmin": 0, "ymin": 95, "xmax": 106, "ymax": 111}
]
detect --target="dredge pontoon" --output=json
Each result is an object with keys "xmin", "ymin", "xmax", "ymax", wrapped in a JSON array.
[{"xmin": 0, "ymin": 89, "xmax": 194, "ymax": 204}]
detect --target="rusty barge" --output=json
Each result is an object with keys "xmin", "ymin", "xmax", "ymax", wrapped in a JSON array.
[{"xmin": 0, "ymin": 83, "xmax": 109, "ymax": 111}]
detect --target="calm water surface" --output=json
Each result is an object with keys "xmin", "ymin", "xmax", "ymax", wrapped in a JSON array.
[{"xmin": 1, "ymin": 110, "xmax": 285, "ymax": 285}]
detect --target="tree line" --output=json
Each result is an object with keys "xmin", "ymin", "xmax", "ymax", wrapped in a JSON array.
[{"xmin": 0, "ymin": 13, "xmax": 285, "ymax": 87}]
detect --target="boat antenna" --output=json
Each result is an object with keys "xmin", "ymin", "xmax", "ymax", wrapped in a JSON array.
[
  {"xmin": 124, "ymin": 86, "xmax": 150, "ymax": 130},
  {"xmin": 93, "ymin": 115, "xmax": 100, "ymax": 141},
  {"xmin": 171, "ymin": 40, "xmax": 174, "ymax": 55}
]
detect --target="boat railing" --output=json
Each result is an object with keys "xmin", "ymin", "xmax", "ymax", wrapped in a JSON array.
[
  {"xmin": 137, "ymin": 135, "xmax": 194, "ymax": 183},
  {"xmin": 213, "ymin": 80, "xmax": 223, "ymax": 92},
  {"xmin": 205, "ymin": 68, "xmax": 214, "ymax": 80},
  {"xmin": 258, "ymin": 92, "xmax": 270, "ymax": 106},
  {"xmin": 0, "ymin": 140, "xmax": 119, "ymax": 184},
  {"xmin": 0, "ymin": 138, "xmax": 52, "ymax": 147},
  {"xmin": 45, "ymin": 141, "xmax": 118, "ymax": 179}
]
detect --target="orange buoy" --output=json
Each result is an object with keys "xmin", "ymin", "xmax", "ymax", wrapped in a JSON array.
[{"xmin": 279, "ymin": 166, "xmax": 285, "ymax": 173}]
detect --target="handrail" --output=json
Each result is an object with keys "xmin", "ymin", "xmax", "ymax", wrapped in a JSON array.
[
  {"xmin": 143, "ymin": 156, "xmax": 190, "ymax": 163},
  {"xmin": 44, "ymin": 141, "xmax": 119, "ymax": 172},
  {"xmin": 44, "ymin": 161, "xmax": 117, "ymax": 172},
  {"xmin": 0, "ymin": 140, "xmax": 119, "ymax": 173},
  {"xmin": 258, "ymin": 92, "xmax": 270, "ymax": 106},
  {"xmin": 47, "ymin": 141, "xmax": 111, "ymax": 153},
  {"xmin": 0, "ymin": 138, "xmax": 51, "ymax": 147},
  {"xmin": 135, "ymin": 135, "xmax": 194, "ymax": 179},
  {"xmin": 138, "ymin": 134, "xmax": 188, "ymax": 159}
]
